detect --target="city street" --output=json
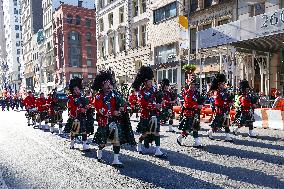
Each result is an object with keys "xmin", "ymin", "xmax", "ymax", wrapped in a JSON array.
[{"xmin": 0, "ymin": 110, "xmax": 283, "ymax": 189}]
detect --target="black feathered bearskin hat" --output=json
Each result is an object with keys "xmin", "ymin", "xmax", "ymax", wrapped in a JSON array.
[
  {"xmin": 160, "ymin": 78, "xmax": 170, "ymax": 90},
  {"xmin": 210, "ymin": 73, "xmax": 226, "ymax": 91},
  {"xmin": 69, "ymin": 77, "xmax": 83, "ymax": 92},
  {"xmin": 239, "ymin": 79, "xmax": 250, "ymax": 93},
  {"xmin": 92, "ymin": 70, "xmax": 115, "ymax": 92},
  {"xmin": 132, "ymin": 66, "xmax": 154, "ymax": 91}
]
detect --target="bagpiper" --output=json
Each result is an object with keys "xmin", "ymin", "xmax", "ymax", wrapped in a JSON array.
[
  {"xmin": 208, "ymin": 74, "xmax": 234, "ymax": 141},
  {"xmin": 159, "ymin": 79, "xmax": 177, "ymax": 132},
  {"xmin": 92, "ymin": 70, "xmax": 135, "ymax": 167},
  {"xmin": 66, "ymin": 77, "xmax": 90, "ymax": 151},
  {"xmin": 233, "ymin": 80, "xmax": 258, "ymax": 137},
  {"xmin": 177, "ymin": 76, "xmax": 204, "ymax": 147},
  {"xmin": 35, "ymin": 92, "xmax": 48, "ymax": 129},
  {"xmin": 133, "ymin": 66, "xmax": 167, "ymax": 158},
  {"xmin": 128, "ymin": 89, "xmax": 139, "ymax": 119},
  {"xmin": 23, "ymin": 91, "xmax": 37, "ymax": 126}
]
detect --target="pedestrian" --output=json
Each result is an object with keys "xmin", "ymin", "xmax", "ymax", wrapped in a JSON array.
[
  {"xmin": 233, "ymin": 80, "xmax": 258, "ymax": 137},
  {"xmin": 207, "ymin": 74, "xmax": 234, "ymax": 141},
  {"xmin": 177, "ymin": 76, "xmax": 204, "ymax": 147},
  {"xmin": 133, "ymin": 66, "xmax": 167, "ymax": 158},
  {"xmin": 92, "ymin": 70, "xmax": 128, "ymax": 167},
  {"xmin": 65, "ymin": 77, "xmax": 90, "ymax": 151}
]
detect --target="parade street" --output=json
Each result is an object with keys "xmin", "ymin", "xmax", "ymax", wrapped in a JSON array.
[{"xmin": 0, "ymin": 110, "xmax": 283, "ymax": 189}]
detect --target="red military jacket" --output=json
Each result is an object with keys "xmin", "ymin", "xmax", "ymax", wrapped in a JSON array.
[
  {"xmin": 162, "ymin": 91, "xmax": 172, "ymax": 109},
  {"xmin": 23, "ymin": 96, "xmax": 36, "ymax": 109},
  {"xmin": 182, "ymin": 88, "xmax": 199, "ymax": 116},
  {"xmin": 36, "ymin": 97, "xmax": 47, "ymax": 112},
  {"xmin": 239, "ymin": 93, "xmax": 253, "ymax": 111},
  {"xmin": 139, "ymin": 87, "xmax": 159, "ymax": 119},
  {"xmin": 128, "ymin": 93, "xmax": 138, "ymax": 108},
  {"xmin": 93, "ymin": 92, "xmax": 117, "ymax": 127},
  {"xmin": 214, "ymin": 89, "xmax": 232, "ymax": 114}
]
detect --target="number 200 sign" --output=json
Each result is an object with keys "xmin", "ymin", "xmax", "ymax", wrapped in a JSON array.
[{"xmin": 261, "ymin": 11, "xmax": 284, "ymax": 28}]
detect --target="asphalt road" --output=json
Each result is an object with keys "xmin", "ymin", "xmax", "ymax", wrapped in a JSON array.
[{"xmin": 0, "ymin": 110, "xmax": 283, "ymax": 189}]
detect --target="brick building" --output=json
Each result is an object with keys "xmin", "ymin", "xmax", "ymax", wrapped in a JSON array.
[{"xmin": 53, "ymin": 4, "xmax": 96, "ymax": 90}]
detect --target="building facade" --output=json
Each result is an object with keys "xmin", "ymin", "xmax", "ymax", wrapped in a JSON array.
[
  {"xmin": 3, "ymin": 0, "xmax": 23, "ymax": 91},
  {"xmin": 0, "ymin": 0, "xmax": 7, "ymax": 89},
  {"xmin": 96, "ymin": 0, "xmax": 151, "ymax": 85},
  {"xmin": 20, "ymin": 0, "xmax": 43, "ymax": 91},
  {"xmin": 197, "ymin": 0, "xmax": 284, "ymax": 95},
  {"xmin": 53, "ymin": 4, "xmax": 97, "ymax": 90}
]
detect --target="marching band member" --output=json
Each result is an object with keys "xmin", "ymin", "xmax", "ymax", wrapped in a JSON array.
[
  {"xmin": 233, "ymin": 80, "xmax": 258, "ymax": 137},
  {"xmin": 92, "ymin": 70, "xmax": 132, "ymax": 167},
  {"xmin": 159, "ymin": 79, "xmax": 177, "ymax": 132},
  {"xmin": 23, "ymin": 91, "xmax": 37, "ymax": 126},
  {"xmin": 132, "ymin": 66, "xmax": 167, "ymax": 158},
  {"xmin": 35, "ymin": 92, "xmax": 48, "ymax": 129},
  {"xmin": 177, "ymin": 77, "xmax": 204, "ymax": 147},
  {"xmin": 128, "ymin": 89, "xmax": 139, "ymax": 118},
  {"xmin": 66, "ymin": 77, "xmax": 90, "ymax": 151},
  {"xmin": 208, "ymin": 74, "xmax": 234, "ymax": 141}
]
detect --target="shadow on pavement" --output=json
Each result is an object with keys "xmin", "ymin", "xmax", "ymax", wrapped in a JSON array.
[{"xmin": 233, "ymin": 138, "xmax": 284, "ymax": 151}]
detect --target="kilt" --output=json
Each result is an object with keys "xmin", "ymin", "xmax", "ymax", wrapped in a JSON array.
[
  {"xmin": 119, "ymin": 112, "xmax": 136, "ymax": 146},
  {"xmin": 37, "ymin": 112, "xmax": 48, "ymax": 122},
  {"xmin": 66, "ymin": 117, "xmax": 87, "ymax": 136},
  {"xmin": 179, "ymin": 113, "xmax": 200, "ymax": 131},
  {"xmin": 94, "ymin": 122, "xmax": 123, "ymax": 145},
  {"xmin": 137, "ymin": 116, "xmax": 160, "ymax": 134},
  {"xmin": 49, "ymin": 111, "xmax": 63, "ymax": 124},
  {"xmin": 160, "ymin": 107, "xmax": 174, "ymax": 123},
  {"xmin": 210, "ymin": 112, "xmax": 230, "ymax": 129},
  {"xmin": 235, "ymin": 110, "xmax": 254, "ymax": 126}
]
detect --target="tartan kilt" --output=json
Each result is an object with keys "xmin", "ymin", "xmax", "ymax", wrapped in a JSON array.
[
  {"xmin": 94, "ymin": 123, "xmax": 123, "ymax": 145},
  {"xmin": 137, "ymin": 117, "xmax": 160, "ymax": 134},
  {"xmin": 235, "ymin": 111, "xmax": 255, "ymax": 126},
  {"xmin": 86, "ymin": 116, "xmax": 94, "ymax": 134},
  {"xmin": 66, "ymin": 117, "xmax": 87, "ymax": 135},
  {"xmin": 160, "ymin": 107, "xmax": 174, "ymax": 123},
  {"xmin": 37, "ymin": 112, "xmax": 48, "ymax": 122},
  {"xmin": 25, "ymin": 110, "xmax": 37, "ymax": 120},
  {"xmin": 210, "ymin": 113, "xmax": 230, "ymax": 129},
  {"xmin": 178, "ymin": 114, "xmax": 200, "ymax": 131},
  {"xmin": 49, "ymin": 111, "xmax": 63, "ymax": 124},
  {"xmin": 119, "ymin": 112, "xmax": 136, "ymax": 146}
]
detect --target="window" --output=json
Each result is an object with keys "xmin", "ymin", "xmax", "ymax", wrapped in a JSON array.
[
  {"xmin": 133, "ymin": 28, "xmax": 138, "ymax": 48},
  {"xmin": 140, "ymin": 25, "xmax": 146, "ymax": 46},
  {"xmin": 17, "ymin": 57, "xmax": 20, "ymax": 62},
  {"xmin": 16, "ymin": 41, "xmax": 21, "ymax": 47},
  {"xmin": 68, "ymin": 31, "xmax": 82, "ymax": 67},
  {"xmin": 15, "ymin": 25, "xmax": 19, "ymax": 30},
  {"xmin": 16, "ymin": 33, "xmax": 20, "ymax": 38},
  {"xmin": 99, "ymin": 0, "xmax": 105, "ymax": 9},
  {"xmin": 108, "ymin": 13, "xmax": 113, "ymax": 28},
  {"xmin": 250, "ymin": 3, "xmax": 265, "ymax": 17},
  {"xmin": 87, "ymin": 60, "xmax": 92, "ymax": 67},
  {"xmin": 78, "ymin": 0, "xmax": 83, "ymax": 7},
  {"xmin": 88, "ymin": 74, "xmax": 94, "ymax": 79},
  {"xmin": 119, "ymin": 33, "xmax": 126, "ymax": 51},
  {"xmin": 108, "ymin": 36, "xmax": 115, "ymax": 54},
  {"xmin": 155, "ymin": 43, "xmax": 177, "ymax": 64},
  {"xmin": 99, "ymin": 18, "xmax": 104, "ymax": 32},
  {"xmin": 14, "ymin": 0, "xmax": 17, "ymax": 6},
  {"xmin": 76, "ymin": 16, "xmax": 81, "ymax": 25},
  {"xmin": 157, "ymin": 68, "xmax": 177, "ymax": 84},
  {"xmin": 14, "ymin": 8, "xmax": 18, "ymax": 14},
  {"xmin": 86, "ymin": 18, "xmax": 91, "ymax": 27},
  {"xmin": 17, "ymin": 49, "xmax": 21, "ymax": 54},
  {"xmin": 119, "ymin": 7, "xmax": 124, "ymax": 23},
  {"xmin": 190, "ymin": 28, "xmax": 196, "ymax": 53},
  {"xmin": 70, "ymin": 73, "xmax": 82, "ymax": 78},
  {"xmin": 217, "ymin": 19, "xmax": 229, "ymax": 26},
  {"xmin": 108, "ymin": 0, "xmax": 114, "ymax": 4},
  {"xmin": 67, "ymin": 14, "xmax": 73, "ymax": 24},
  {"xmin": 141, "ymin": 0, "xmax": 146, "ymax": 13},
  {"xmin": 190, "ymin": 0, "xmax": 198, "ymax": 12},
  {"xmin": 204, "ymin": 0, "xmax": 213, "ymax": 8},
  {"xmin": 86, "ymin": 32, "xmax": 92, "ymax": 42},
  {"xmin": 100, "ymin": 41, "xmax": 105, "ymax": 57},
  {"xmin": 15, "ymin": 16, "xmax": 18, "ymax": 22},
  {"xmin": 154, "ymin": 2, "xmax": 177, "ymax": 24},
  {"xmin": 133, "ymin": 0, "xmax": 138, "ymax": 17},
  {"xmin": 86, "ymin": 46, "xmax": 92, "ymax": 58}
]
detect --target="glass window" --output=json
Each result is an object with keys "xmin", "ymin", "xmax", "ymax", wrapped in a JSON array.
[
  {"xmin": 202, "ymin": 23, "xmax": 212, "ymax": 30},
  {"xmin": 15, "ymin": 25, "xmax": 19, "ymax": 30},
  {"xmin": 16, "ymin": 41, "xmax": 21, "ymax": 46},
  {"xmin": 173, "ymin": 68, "xmax": 177, "ymax": 83},
  {"xmin": 86, "ymin": 46, "xmax": 92, "ymax": 58},
  {"xmin": 15, "ymin": 16, "xmax": 18, "ymax": 22},
  {"xmin": 133, "ymin": 0, "xmax": 138, "ymax": 17},
  {"xmin": 141, "ymin": 0, "xmax": 146, "ymax": 13},
  {"xmin": 204, "ymin": 0, "xmax": 213, "ymax": 8},
  {"xmin": 86, "ymin": 32, "xmax": 91, "ymax": 42},
  {"xmin": 250, "ymin": 3, "xmax": 265, "ymax": 17},
  {"xmin": 133, "ymin": 28, "xmax": 138, "ymax": 48},
  {"xmin": 190, "ymin": 28, "xmax": 196, "ymax": 53},
  {"xmin": 168, "ymin": 69, "xmax": 173, "ymax": 83},
  {"xmin": 155, "ymin": 43, "xmax": 177, "ymax": 64},
  {"xmin": 190, "ymin": 0, "xmax": 198, "ymax": 12},
  {"xmin": 163, "ymin": 70, "xmax": 167, "ymax": 79},
  {"xmin": 17, "ymin": 49, "xmax": 21, "ymax": 54},
  {"xmin": 86, "ymin": 18, "xmax": 91, "ymax": 27},
  {"xmin": 67, "ymin": 14, "xmax": 73, "ymax": 24},
  {"xmin": 87, "ymin": 60, "xmax": 92, "ymax": 67},
  {"xmin": 99, "ymin": 18, "xmax": 104, "ymax": 32},
  {"xmin": 154, "ymin": 2, "xmax": 176, "ymax": 24},
  {"xmin": 217, "ymin": 19, "xmax": 229, "ymax": 26},
  {"xmin": 157, "ymin": 71, "xmax": 163, "ymax": 83},
  {"xmin": 119, "ymin": 7, "xmax": 124, "ymax": 23},
  {"xmin": 76, "ymin": 16, "xmax": 81, "ymax": 25},
  {"xmin": 14, "ymin": 8, "xmax": 18, "ymax": 14},
  {"xmin": 88, "ymin": 74, "xmax": 94, "ymax": 79},
  {"xmin": 16, "ymin": 33, "xmax": 20, "ymax": 38},
  {"xmin": 141, "ymin": 25, "xmax": 146, "ymax": 46},
  {"xmin": 108, "ymin": 36, "xmax": 115, "ymax": 54},
  {"xmin": 119, "ymin": 33, "xmax": 126, "ymax": 51},
  {"xmin": 68, "ymin": 31, "xmax": 81, "ymax": 67},
  {"xmin": 108, "ymin": 13, "xmax": 113, "ymax": 28}
]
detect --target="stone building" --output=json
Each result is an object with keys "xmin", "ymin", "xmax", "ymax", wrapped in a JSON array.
[
  {"xmin": 197, "ymin": 0, "xmax": 284, "ymax": 95},
  {"xmin": 96, "ymin": 0, "xmax": 150, "ymax": 85},
  {"xmin": 53, "ymin": 4, "xmax": 97, "ymax": 90}
]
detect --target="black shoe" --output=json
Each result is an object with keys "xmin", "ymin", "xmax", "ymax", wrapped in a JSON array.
[
  {"xmin": 70, "ymin": 146, "xmax": 75, "ymax": 149},
  {"xmin": 177, "ymin": 139, "xmax": 182, "ymax": 146}
]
